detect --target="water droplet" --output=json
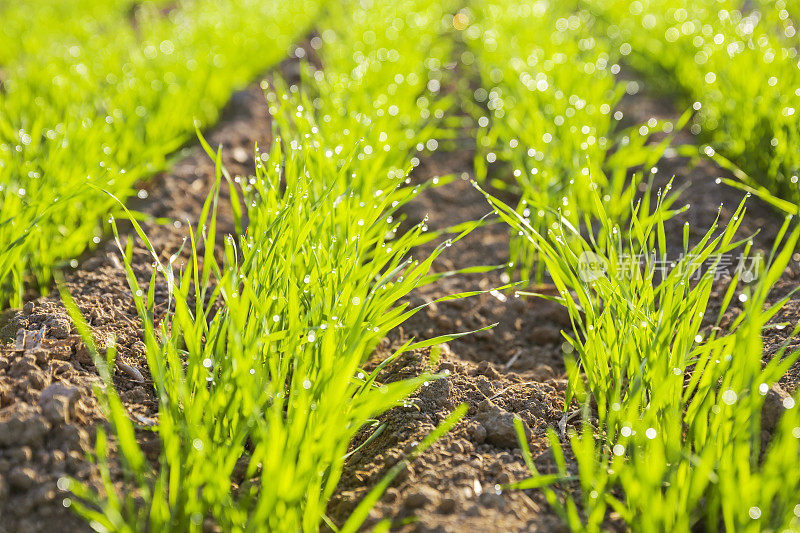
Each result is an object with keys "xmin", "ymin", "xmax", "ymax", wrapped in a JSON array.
[{"xmin": 722, "ymin": 389, "xmax": 737, "ymax": 405}]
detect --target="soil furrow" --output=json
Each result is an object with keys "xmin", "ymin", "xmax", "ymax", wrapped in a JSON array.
[{"xmin": 328, "ymin": 147, "xmax": 572, "ymax": 531}]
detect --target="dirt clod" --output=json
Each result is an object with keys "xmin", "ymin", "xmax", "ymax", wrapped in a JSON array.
[
  {"xmin": 761, "ymin": 384, "xmax": 791, "ymax": 432},
  {"xmin": 403, "ymin": 485, "xmax": 440, "ymax": 509},
  {"xmin": 476, "ymin": 401, "xmax": 531, "ymax": 449},
  {"xmin": 44, "ymin": 317, "xmax": 71, "ymax": 339},
  {"xmin": 8, "ymin": 466, "xmax": 37, "ymax": 491}
]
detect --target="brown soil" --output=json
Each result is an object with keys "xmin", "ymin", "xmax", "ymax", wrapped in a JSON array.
[
  {"xmin": 1, "ymin": 57, "xmax": 799, "ymax": 533},
  {"xmin": 328, "ymin": 349, "xmax": 571, "ymax": 532}
]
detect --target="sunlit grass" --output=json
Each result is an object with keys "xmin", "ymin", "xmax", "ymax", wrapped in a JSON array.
[
  {"xmin": 0, "ymin": 0, "xmax": 321, "ymax": 307},
  {"xmin": 483, "ymin": 180, "xmax": 800, "ymax": 531},
  {"xmin": 8, "ymin": 0, "xmax": 800, "ymax": 531},
  {"xmin": 462, "ymin": 0, "xmax": 679, "ymax": 277},
  {"xmin": 586, "ymin": 0, "xmax": 800, "ymax": 213},
  {"xmin": 59, "ymin": 0, "xmax": 480, "ymax": 529}
]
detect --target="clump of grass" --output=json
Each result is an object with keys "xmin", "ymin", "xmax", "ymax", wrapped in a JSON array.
[
  {"xmin": 60, "ymin": 0, "xmax": 483, "ymax": 528},
  {"xmin": 0, "ymin": 0, "xmax": 321, "ymax": 307},
  {"xmin": 61, "ymin": 147, "xmax": 470, "ymax": 530},
  {"xmin": 0, "ymin": 0, "xmax": 166, "ymax": 64},
  {"xmin": 482, "ymin": 180, "xmax": 800, "ymax": 531},
  {"xmin": 265, "ymin": 0, "xmax": 457, "ymax": 184},
  {"xmin": 461, "ymin": 0, "xmax": 679, "ymax": 276},
  {"xmin": 586, "ymin": 0, "xmax": 800, "ymax": 212}
]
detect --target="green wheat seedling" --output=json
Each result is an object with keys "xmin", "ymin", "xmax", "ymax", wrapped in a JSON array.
[
  {"xmin": 482, "ymin": 180, "xmax": 800, "ymax": 531},
  {"xmin": 585, "ymin": 0, "xmax": 800, "ymax": 213},
  {"xmin": 56, "ymin": 0, "xmax": 492, "ymax": 528},
  {"xmin": 262, "ymin": 0, "xmax": 459, "ymax": 197},
  {"xmin": 0, "ymin": 0, "xmax": 322, "ymax": 307},
  {"xmin": 0, "ymin": 0, "xmax": 164, "ymax": 64},
  {"xmin": 60, "ymin": 138, "xmax": 479, "ymax": 531},
  {"xmin": 462, "ymin": 0, "xmax": 682, "ymax": 277}
]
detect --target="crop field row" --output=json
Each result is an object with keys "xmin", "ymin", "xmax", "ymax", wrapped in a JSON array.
[
  {"xmin": 2, "ymin": 0, "xmax": 800, "ymax": 531},
  {"xmin": 64, "ymin": 0, "xmax": 473, "ymax": 529},
  {"xmin": 590, "ymin": 0, "xmax": 800, "ymax": 210},
  {"xmin": 0, "ymin": 0, "xmax": 320, "ymax": 307}
]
